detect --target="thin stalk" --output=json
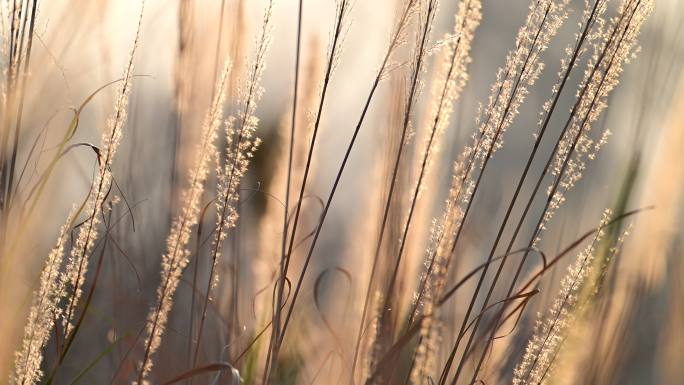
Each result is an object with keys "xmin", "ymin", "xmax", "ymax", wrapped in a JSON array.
[
  {"xmin": 273, "ymin": 3, "xmax": 419, "ymax": 384},
  {"xmin": 5, "ymin": 0, "xmax": 38, "ymax": 212},
  {"xmin": 192, "ymin": 0, "xmax": 273, "ymax": 374},
  {"xmin": 469, "ymin": 4, "xmax": 640, "ymax": 381},
  {"xmin": 438, "ymin": 4, "xmax": 553, "ymax": 383},
  {"xmin": 266, "ymin": 0, "xmax": 303, "ymax": 380},
  {"xmin": 378, "ymin": 0, "xmax": 437, "ymax": 324},
  {"xmin": 454, "ymin": 2, "xmax": 604, "ymax": 383},
  {"xmin": 263, "ymin": 1, "xmax": 347, "ymax": 382}
]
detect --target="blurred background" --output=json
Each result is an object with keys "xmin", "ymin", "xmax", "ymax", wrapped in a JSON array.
[{"xmin": 0, "ymin": 0, "xmax": 682, "ymax": 384}]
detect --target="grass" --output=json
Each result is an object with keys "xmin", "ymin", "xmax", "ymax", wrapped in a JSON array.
[{"xmin": 0, "ymin": 0, "xmax": 682, "ymax": 384}]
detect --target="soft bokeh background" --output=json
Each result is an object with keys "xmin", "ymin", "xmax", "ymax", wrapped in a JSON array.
[{"xmin": 1, "ymin": 0, "xmax": 682, "ymax": 384}]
